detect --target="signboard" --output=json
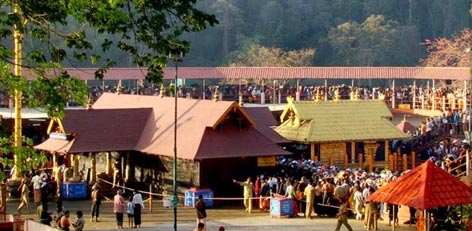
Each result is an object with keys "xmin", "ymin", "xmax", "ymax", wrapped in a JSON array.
[
  {"xmin": 257, "ymin": 156, "xmax": 276, "ymax": 167},
  {"xmin": 50, "ymin": 132, "xmax": 70, "ymax": 140}
]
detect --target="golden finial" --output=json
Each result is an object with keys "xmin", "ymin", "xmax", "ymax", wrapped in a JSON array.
[
  {"xmin": 333, "ymin": 88, "xmax": 340, "ymax": 102},
  {"xmin": 116, "ymin": 79, "xmax": 122, "ymax": 95},
  {"xmin": 213, "ymin": 87, "xmax": 220, "ymax": 102},
  {"xmin": 354, "ymin": 89, "xmax": 360, "ymax": 101},
  {"xmin": 402, "ymin": 115, "xmax": 408, "ymax": 122},
  {"xmin": 378, "ymin": 93, "xmax": 385, "ymax": 100},
  {"xmin": 159, "ymin": 84, "xmax": 165, "ymax": 98},
  {"xmin": 85, "ymin": 95, "xmax": 93, "ymax": 110},
  {"xmin": 287, "ymin": 95, "xmax": 294, "ymax": 103},
  {"xmin": 314, "ymin": 90, "xmax": 321, "ymax": 102}
]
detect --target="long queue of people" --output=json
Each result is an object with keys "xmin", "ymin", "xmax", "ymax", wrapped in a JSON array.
[{"xmin": 8, "ymin": 81, "xmax": 459, "ymax": 109}]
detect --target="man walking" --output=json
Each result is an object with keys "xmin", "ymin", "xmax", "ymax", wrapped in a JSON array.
[
  {"xmin": 335, "ymin": 198, "xmax": 353, "ymax": 231},
  {"xmin": 195, "ymin": 194, "xmax": 207, "ymax": 231},
  {"xmin": 233, "ymin": 177, "xmax": 253, "ymax": 213}
]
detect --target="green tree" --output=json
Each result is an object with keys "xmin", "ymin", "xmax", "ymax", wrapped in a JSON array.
[
  {"xmin": 228, "ymin": 43, "xmax": 315, "ymax": 67},
  {"xmin": 327, "ymin": 14, "xmax": 398, "ymax": 66},
  {"xmin": 0, "ymin": 0, "xmax": 217, "ymax": 179},
  {"xmin": 0, "ymin": 0, "xmax": 218, "ymax": 85}
]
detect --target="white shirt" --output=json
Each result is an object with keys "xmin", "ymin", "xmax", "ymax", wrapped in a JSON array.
[
  {"xmin": 132, "ymin": 193, "xmax": 144, "ymax": 208},
  {"xmin": 32, "ymin": 175, "xmax": 41, "ymax": 190}
]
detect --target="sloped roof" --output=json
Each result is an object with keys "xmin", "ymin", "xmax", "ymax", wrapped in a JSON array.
[
  {"xmin": 368, "ymin": 161, "xmax": 472, "ymax": 209},
  {"xmin": 91, "ymin": 93, "xmax": 288, "ymax": 160},
  {"xmin": 40, "ymin": 67, "xmax": 470, "ymax": 81},
  {"xmin": 196, "ymin": 126, "xmax": 291, "ymax": 159},
  {"xmin": 275, "ymin": 99, "xmax": 410, "ymax": 143},
  {"xmin": 396, "ymin": 120, "xmax": 416, "ymax": 134},
  {"xmin": 35, "ymin": 108, "xmax": 152, "ymax": 153},
  {"xmin": 35, "ymin": 137, "xmax": 75, "ymax": 153},
  {"xmin": 243, "ymin": 107, "xmax": 290, "ymax": 144}
]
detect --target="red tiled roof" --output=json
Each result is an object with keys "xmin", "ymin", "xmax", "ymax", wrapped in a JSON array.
[
  {"xmin": 367, "ymin": 161, "xmax": 472, "ymax": 209},
  {"xmin": 23, "ymin": 67, "xmax": 469, "ymax": 81},
  {"xmin": 243, "ymin": 107, "xmax": 290, "ymax": 144},
  {"xmin": 91, "ymin": 93, "xmax": 289, "ymax": 160},
  {"xmin": 36, "ymin": 108, "xmax": 152, "ymax": 153},
  {"xmin": 396, "ymin": 121, "xmax": 416, "ymax": 134},
  {"xmin": 195, "ymin": 126, "xmax": 291, "ymax": 159}
]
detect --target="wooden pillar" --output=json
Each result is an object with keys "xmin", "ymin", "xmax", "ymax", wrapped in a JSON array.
[
  {"xmin": 389, "ymin": 154, "xmax": 394, "ymax": 170},
  {"xmin": 393, "ymin": 152, "xmax": 398, "ymax": 171},
  {"xmin": 343, "ymin": 153, "xmax": 348, "ymax": 168},
  {"xmin": 384, "ymin": 140, "xmax": 389, "ymax": 162},
  {"xmin": 106, "ymin": 152, "xmax": 113, "ymax": 175},
  {"xmin": 403, "ymin": 154, "xmax": 408, "ymax": 171},
  {"xmin": 351, "ymin": 142, "xmax": 356, "ymax": 164},
  {"xmin": 367, "ymin": 154, "xmax": 373, "ymax": 173},
  {"xmin": 411, "ymin": 151, "xmax": 416, "ymax": 168},
  {"xmin": 52, "ymin": 153, "xmax": 57, "ymax": 169},
  {"xmin": 125, "ymin": 152, "xmax": 131, "ymax": 182},
  {"xmin": 329, "ymin": 155, "xmax": 334, "ymax": 166},
  {"xmin": 358, "ymin": 153, "xmax": 363, "ymax": 169},
  {"xmin": 71, "ymin": 154, "xmax": 79, "ymax": 178},
  {"xmin": 310, "ymin": 143, "xmax": 315, "ymax": 161},
  {"xmin": 90, "ymin": 153, "xmax": 96, "ymax": 184}
]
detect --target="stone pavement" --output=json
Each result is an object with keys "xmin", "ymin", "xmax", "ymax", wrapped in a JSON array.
[{"xmin": 6, "ymin": 198, "xmax": 418, "ymax": 231}]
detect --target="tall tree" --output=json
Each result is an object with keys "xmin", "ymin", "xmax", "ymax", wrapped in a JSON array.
[
  {"xmin": 327, "ymin": 15, "xmax": 398, "ymax": 66},
  {"xmin": 228, "ymin": 43, "xmax": 315, "ymax": 67},
  {"xmin": 0, "ymin": 0, "xmax": 217, "ymax": 179},
  {"xmin": 419, "ymin": 28, "xmax": 472, "ymax": 67}
]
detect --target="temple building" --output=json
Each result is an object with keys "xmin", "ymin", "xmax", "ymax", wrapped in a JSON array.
[{"xmin": 275, "ymin": 96, "xmax": 410, "ymax": 170}]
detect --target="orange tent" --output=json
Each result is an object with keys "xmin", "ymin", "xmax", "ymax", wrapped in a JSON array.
[{"xmin": 367, "ymin": 160, "xmax": 472, "ymax": 209}]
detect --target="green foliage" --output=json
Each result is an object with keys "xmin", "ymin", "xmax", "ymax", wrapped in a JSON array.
[
  {"xmin": 327, "ymin": 15, "xmax": 398, "ymax": 66},
  {"xmin": 0, "ymin": 136, "xmax": 47, "ymax": 180},
  {"xmin": 0, "ymin": 0, "xmax": 218, "ymax": 84},
  {"xmin": 228, "ymin": 43, "xmax": 315, "ymax": 67}
]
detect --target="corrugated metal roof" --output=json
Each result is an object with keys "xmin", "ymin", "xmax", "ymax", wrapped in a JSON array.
[
  {"xmin": 275, "ymin": 99, "xmax": 409, "ymax": 142},
  {"xmin": 368, "ymin": 161, "xmax": 472, "ymax": 209},
  {"xmin": 22, "ymin": 66, "xmax": 470, "ymax": 81}
]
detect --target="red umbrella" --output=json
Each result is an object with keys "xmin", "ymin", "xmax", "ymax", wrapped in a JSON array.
[{"xmin": 367, "ymin": 160, "xmax": 472, "ymax": 209}]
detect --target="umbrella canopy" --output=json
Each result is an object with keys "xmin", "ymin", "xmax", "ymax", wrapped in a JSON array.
[{"xmin": 367, "ymin": 160, "xmax": 472, "ymax": 210}]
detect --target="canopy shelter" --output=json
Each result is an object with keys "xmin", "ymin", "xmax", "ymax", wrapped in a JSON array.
[
  {"xmin": 368, "ymin": 160, "xmax": 472, "ymax": 230},
  {"xmin": 396, "ymin": 115, "xmax": 416, "ymax": 135}
]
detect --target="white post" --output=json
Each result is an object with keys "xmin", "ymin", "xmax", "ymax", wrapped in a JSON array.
[
  {"xmin": 467, "ymin": 150, "xmax": 470, "ymax": 177},
  {"xmin": 392, "ymin": 79, "xmax": 396, "ymax": 108},
  {"xmin": 324, "ymin": 79, "xmax": 328, "ymax": 101},
  {"xmin": 295, "ymin": 79, "xmax": 300, "ymax": 101},
  {"xmin": 432, "ymin": 80, "xmax": 436, "ymax": 111},
  {"xmin": 413, "ymin": 81, "xmax": 416, "ymax": 110},
  {"xmin": 202, "ymin": 79, "xmax": 206, "ymax": 100},
  {"xmin": 261, "ymin": 79, "xmax": 265, "ymax": 104}
]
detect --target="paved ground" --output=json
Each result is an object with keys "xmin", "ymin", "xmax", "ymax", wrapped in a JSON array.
[{"xmin": 6, "ymin": 198, "xmax": 418, "ymax": 231}]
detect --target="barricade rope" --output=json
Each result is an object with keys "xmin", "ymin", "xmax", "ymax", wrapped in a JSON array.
[{"xmin": 97, "ymin": 177, "xmax": 279, "ymax": 201}]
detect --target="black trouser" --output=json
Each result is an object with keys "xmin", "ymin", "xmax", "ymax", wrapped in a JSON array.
[
  {"xmin": 41, "ymin": 186, "xmax": 48, "ymax": 211},
  {"xmin": 134, "ymin": 204, "xmax": 142, "ymax": 225},
  {"xmin": 91, "ymin": 200, "xmax": 100, "ymax": 218},
  {"xmin": 116, "ymin": 213, "xmax": 123, "ymax": 226}
]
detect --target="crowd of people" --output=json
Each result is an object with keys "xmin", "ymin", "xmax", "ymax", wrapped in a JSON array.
[{"xmin": 1, "ymin": 80, "xmax": 462, "ymax": 112}]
